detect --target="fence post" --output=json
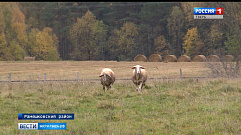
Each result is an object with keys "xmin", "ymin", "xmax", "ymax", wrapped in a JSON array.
[
  {"xmin": 44, "ymin": 73, "xmax": 46, "ymax": 83},
  {"xmin": 180, "ymin": 69, "xmax": 182, "ymax": 79},
  {"xmin": 77, "ymin": 72, "xmax": 79, "ymax": 81},
  {"xmin": 9, "ymin": 73, "xmax": 11, "ymax": 82}
]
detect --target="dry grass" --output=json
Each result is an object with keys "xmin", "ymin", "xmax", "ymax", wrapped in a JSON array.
[
  {"xmin": 0, "ymin": 61, "xmax": 208, "ymax": 82},
  {"xmin": 177, "ymin": 55, "xmax": 191, "ymax": 62},
  {"xmin": 134, "ymin": 55, "xmax": 147, "ymax": 62}
]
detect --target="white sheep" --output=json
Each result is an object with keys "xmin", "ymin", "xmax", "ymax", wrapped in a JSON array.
[
  {"xmin": 131, "ymin": 65, "xmax": 147, "ymax": 92},
  {"xmin": 99, "ymin": 68, "xmax": 115, "ymax": 91}
]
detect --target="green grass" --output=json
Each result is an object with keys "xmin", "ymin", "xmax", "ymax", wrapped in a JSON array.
[{"xmin": 0, "ymin": 79, "xmax": 241, "ymax": 134}]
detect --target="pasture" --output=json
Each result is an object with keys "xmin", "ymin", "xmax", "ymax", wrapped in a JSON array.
[{"xmin": 0, "ymin": 61, "xmax": 241, "ymax": 134}]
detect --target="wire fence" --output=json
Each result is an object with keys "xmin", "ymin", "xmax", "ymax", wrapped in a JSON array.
[{"xmin": 0, "ymin": 69, "xmax": 208, "ymax": 83}]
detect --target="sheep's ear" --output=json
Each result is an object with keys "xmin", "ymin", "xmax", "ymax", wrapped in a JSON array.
[
  {"xmin": 140, "ymin": 66, "xmax": 145, "ymax": 69},
  {"xmin": 99, "ymin": 74, "xmax": 103, "ymax": 77},
  {"xmin": 132, "ymin": 66, "xmax": 136, "ymax": 69}
]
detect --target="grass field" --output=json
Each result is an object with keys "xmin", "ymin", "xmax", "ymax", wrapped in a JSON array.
[{"xmin": 0, "ymin": 61, "xmax": 241, "ymax": 134}]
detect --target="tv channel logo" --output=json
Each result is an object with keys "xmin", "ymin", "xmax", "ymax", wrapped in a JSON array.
[
  {"xmin": 18, "ymin": 123, "xmax": 38, "ymax": 130},
  {"xmin": 194, "ymin": 7, "xmax": 223, "ymax": 15},
  {"xmin": 194, "ymin": 7, "xmax": 223, "ymax": 19},
  {"xmin": 18, "ymin": 123, "xmax": 67, "ymax": 130}
]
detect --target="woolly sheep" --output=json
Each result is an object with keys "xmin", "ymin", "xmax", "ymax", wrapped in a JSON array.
[
  {"xmin": 99, "ymin": 68, "xmax": 115, "ymax": 91},
  {"xmin": 131, "ymin": 65, "xmax": 147, "ymax": 92}
]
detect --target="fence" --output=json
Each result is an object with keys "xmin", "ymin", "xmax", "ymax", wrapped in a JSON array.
[{"xmin": 0, "ymin": 69, "xmax": 207, "ymax": 83}]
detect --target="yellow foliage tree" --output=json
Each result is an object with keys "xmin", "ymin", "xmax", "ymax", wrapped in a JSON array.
[
  {"xmin": 183, "ymin": 27, "xmax": 204, "ymax": 58},
  {"xmin": 154, "ymin": 35, "xmax": 171, "ymax": 58},
  {"xmin": 11, "ymin": 3, "xmax": 28, "ymax": 48},
  {"xmin": 30, "ymin": 27, "xmax": 60, "ymax": 60},
  {"xmin": 117, "ymin": 22, "xmax": 140, "ymax": 60},
  {"xmin": 0, "ymin": 33, "xmax": 7, "ymax": 60},
  {"xmin": 69, "ymin": 10, "xmax": 108, "ymax": 60},
  {"xmin": 0, "ymin": 2, "xmax": 27, "ymax": 60}
]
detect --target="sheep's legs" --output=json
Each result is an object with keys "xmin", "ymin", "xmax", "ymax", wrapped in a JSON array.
[
  {"xmin": 135, "ymin": 84, "xmax": 139, "ymax": 91},
  {"xmin": 138, "ymin": 82, "xmax": 143, "ymax": 92},
  {"xmin": 106, "ymin": 85, "xmax": 111, "ymax": 90},
  {"xmin": 103, "ymin": 85, "xmax": 105, "ymax": 91}
]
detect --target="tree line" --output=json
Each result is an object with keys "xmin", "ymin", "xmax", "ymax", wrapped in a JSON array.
[{"xmin": 0, "ymin": 2, "xmax": 240, "ymax": 61}]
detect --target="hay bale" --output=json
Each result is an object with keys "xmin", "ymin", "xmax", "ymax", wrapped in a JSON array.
[
  {"xmin": 149, "ymin": 54, "xmax": 162, "ymax": 62},
  {"xmin": 221, "ymin": 55, "xmax": 234, "ymax": 62},
  {"xmin": 236, "ymin": 55, "xmax": 241, "ymax": 61},
  {"xmin": 24, "ymin": 57, "xmax": 35, "ymax": 61},
  {"xmin": 206, "ymin": 55, "xmax": 220, "ymax": 62},
  {"xmin": 134, "ymin": 55, "xmax": 147, "ymax": 62},
  {"xmin": 192, "ymin": 55, "xmax": 206, "ymax": 62},
  {"xmin": 164, "ymin": 55, "xmax": 177, "ymax": 62},
  {"xmin": 177, "ymin": 55, "xmax": 191, "ymax": 62}
]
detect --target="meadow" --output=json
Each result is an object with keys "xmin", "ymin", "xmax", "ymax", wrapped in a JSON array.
[{"xmin": 0, "ymin": 61, "xmax": 240, "ymax": 134}]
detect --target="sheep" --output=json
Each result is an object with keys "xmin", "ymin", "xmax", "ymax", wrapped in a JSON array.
[
  {"xmin": 99, "ymin": 68, "xmax": 115, "ymax": 91},
  {"xmin": 131, "ymin": 65, "xmax": 147, "ymax": 92}
]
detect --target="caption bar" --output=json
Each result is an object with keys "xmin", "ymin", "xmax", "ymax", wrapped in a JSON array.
[{"xmin": 18, "ymin": 113, "xmax": 74, "ymax": 120}]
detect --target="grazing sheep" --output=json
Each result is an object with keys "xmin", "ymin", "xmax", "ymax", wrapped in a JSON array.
[
  {"xmin": 131, "ymin": 65, "xmax": 147, "ymax": 92},
  {"xmin": 99, "ymin": 68, "xmax": 115, "ymax": 91}
]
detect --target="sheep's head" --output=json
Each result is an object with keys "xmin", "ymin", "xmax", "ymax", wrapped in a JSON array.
[
  {"xmin": 99, "ymin": 73, "xmax": 111, "ymax": 82},
  {"xmin": 132, "ymin": 65, "xmax": 145, "ymax": 73},
  {"xmin": 132, "ymin": 65, "xmax": 145, "ymax": 79}
]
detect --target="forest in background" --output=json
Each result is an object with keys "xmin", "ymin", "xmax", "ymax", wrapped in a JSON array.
[{"xmin": 0, "ymin": 2, "xmax": 240, "ymax": 61}]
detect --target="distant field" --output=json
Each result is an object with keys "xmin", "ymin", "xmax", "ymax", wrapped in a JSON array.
[{"xmin": 0, "ymin": 61, "xmax": 208, "ymax": 82}]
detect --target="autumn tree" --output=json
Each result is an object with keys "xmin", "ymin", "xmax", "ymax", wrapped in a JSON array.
[
  {"xmin": 69, "ymin": 10, "xmax": 108, "ymax": 60},
  {"xmin": 205, "ymin": 24, "xmax": 224, "ymax": 56},
  {"xmin": 182, "ymin": 27, "xmax": 204, "ymax": 58},
  {"xmin": 0, "ymin": 2, "xmax": 27, "ymax": 60},
  {"xmin": 91, "ymin": 20, "xmax": 108, "ymax": 60},
  {"xmin": 167, "ymin": 6, "xmax": 184, "ymax": 57},
  {"xmin": 108, "ymin": 29, "xmax": 120, "ymax": 61},
  {"xmin": 28, "ymin": 27, "xmax": 60, "ymax": 60},
  {"xmin": 154, "ymin": 35, "xmax": 171, "ymax": 58},
  {"xmin": 4, "ymin": 40, "xmax": 24, "ymax": 61},
  {"xmin": 138, "ymin": 3, "xmax": 176, "ymax": 57},
  {"xmin": 180, "ymin": 2, "xmax": 206, "ymax": 29},
  {"xmin": 117, "ymin": 22, "xmax": 140, "ymax": 61},
  {"xmin": 222, "ymin": 2, "xmax": 241, "ymax": 58},
  {"xmin": 0, "ymin": 33, "xmax": 7, "ymax": 60}
]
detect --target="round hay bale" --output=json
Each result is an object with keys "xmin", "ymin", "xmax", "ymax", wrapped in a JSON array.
[
  {"xmin": 24, "ymin": 57, "xmax": 35, "ymax": 61},
  {"xmin": 221, "ymin": 55, "xmax": 234, "ymax": 62},
  {"xmin": 236, "ymin": 55, "xmax": 241, "ymax": 61},
  {"xmin": 207, "ymin": 55, "xmax": 220, "ymax": 62},
  {"xmin": 134, "ymin": 55, "xmax": 147, "ymax": 62},
  {"xmin": 192, "ymin": 55, "xmax": 206, "ymax": 62},
  {"xmin": 149, "ymin": 54, "xmax": 162, "ymax": 62},
  {"xmin": 164, "ymin": 55, "xmax": 177, "ymax": 62},
  {"xmin": 177, "ymin": 55, "xmax": 191, "ymax": 62}
]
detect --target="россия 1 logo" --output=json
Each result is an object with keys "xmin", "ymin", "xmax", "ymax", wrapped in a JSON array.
[{"xmin": 194, "ymin": 7, "xmax": 223, "ymax": 19}]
